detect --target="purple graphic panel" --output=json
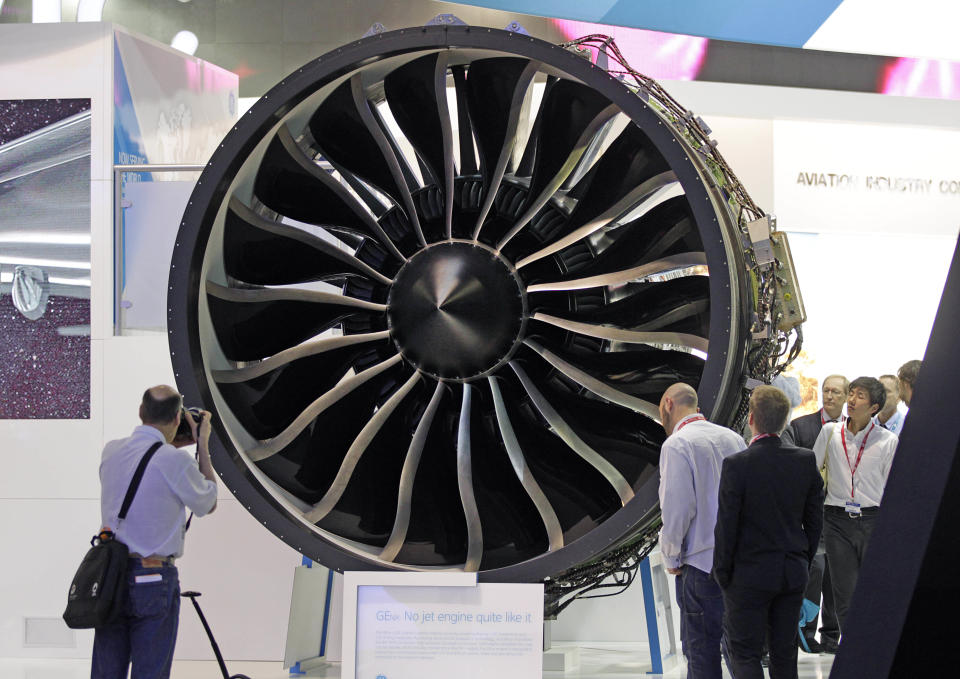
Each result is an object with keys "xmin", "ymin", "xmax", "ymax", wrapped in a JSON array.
[
  {"xmin": 0, "ymin": 295, "xmax": 90, "ymax": 418},
  {"xmin": 0, "ymin": 98, "xmax": 91, "ymax": 419}
]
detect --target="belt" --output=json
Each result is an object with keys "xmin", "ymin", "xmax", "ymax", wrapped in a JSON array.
[
  {"xmin": 825, "ymin": 505, "xmax": 880, "ymax": 518},
  {"xmin": 128, "ymin": 553, "xmax": 176, "ymax": 567}
]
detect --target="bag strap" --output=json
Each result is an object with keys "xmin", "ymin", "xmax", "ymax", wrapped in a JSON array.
[{"xmin": 117, "ymin": 441, "xmax": 164, "ymax": 522}]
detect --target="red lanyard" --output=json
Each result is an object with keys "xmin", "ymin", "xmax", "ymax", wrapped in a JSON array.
[
  {"xmin": 675, "ymin": 414, "xmax": 706, "ymax": 432},
  {"xmin": 840, "ymin": 421, "xmax": 875, "ymax": 499},
  {"xmin": 750, "ymin": 433, "xmax": 777, "ymax": 445},
  {"xmin": 820, "ymin": 409, "xmax": 833, "ymax": 426}
]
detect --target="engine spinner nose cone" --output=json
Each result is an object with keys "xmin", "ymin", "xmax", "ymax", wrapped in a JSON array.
[{"xmin": 388, "ymin": 241, "xmax": 526, "ymax": 381}]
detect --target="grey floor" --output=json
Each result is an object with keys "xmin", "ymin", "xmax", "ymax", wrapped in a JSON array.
[{"xmin": 0, "ymin": 643, "xmax": 835, "ymax": 678}]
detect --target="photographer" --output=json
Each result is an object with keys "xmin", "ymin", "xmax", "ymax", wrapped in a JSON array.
[{"xmin": 92, "ymin": 385, "xmax": 217, "ymax": 679}]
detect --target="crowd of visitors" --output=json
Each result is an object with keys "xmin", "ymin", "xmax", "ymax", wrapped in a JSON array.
[{"xmin": 659, "ymin": 360, "xmax": 920, "ymax": 679}]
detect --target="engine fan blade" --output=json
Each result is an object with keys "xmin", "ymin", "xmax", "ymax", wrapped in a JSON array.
[
  {"xmin": 490, "ymin": 372, "xmax": 624, "ymax": 538},
  {"xmin": 224, "ymin": 198, "xmax": 393, "ymax": 286},
  {"xmin": 449, "ymin": 65, "xmax": 477, "ymax": 177},
  {"xmin": 533, "ymin": 275, "xmax": 711, "ymax": 339},
  {"xmin": 380, "ymin": 381, "xmax": 447, "ymax": 562},
  {"xmin": 308, "ymin": 76, "xmax": 408, "ymax": 198},
  {"xmin": 464, "ymin": 57, "xmax": 539, "ymax": 239},
  {"xmin": 517, "ymin": 123, "xmax": 674, "ymax": 265},
  {"xmin": 304, "ymin": 371, "xmax": 422, "ymax": 522},
  {"xmin": 523, "ymin": 339, "xmax": 661, "ymax": 422},
  {"xmin": 515, "ymin": 172, "xmax": 678, "ymax": 270},
  {"xmin": 205, "ymin": 281, "xmax": 386, "ymax": 362},
  {"xmin": 458, "ymin": 383, "xmax": 483, "ymax": 572},
  {"xmin": 510, "ymin": 361, "xmax": 633, "ymax": 504},
  {"xmin": 488, "ymin": 376, "xmax": 563, "ymax": 552},
  {"xmin": 497, "ymin": 80, "xmax": 619, "ymax": 251},
  {"xmin": 383, "ymin": 53, "xmax": 455, "ymax": 238},
  {"xmin": 308, "ymin": 75, "xmax": 427, "ymax": 248},
  {"xmin": 533, "ymin": 312, "xmax": 709, "ymax": 355},
  {"xmin": 212, "ymin": 340, "xmax": 391, "ymax": 440},
  {"xmin": 247, "ymin": 353, "xmax": 403, "ymax": 460},
  {"xmin": 253, "ymin": 126, "xmax": 405, "ymax": 261}
]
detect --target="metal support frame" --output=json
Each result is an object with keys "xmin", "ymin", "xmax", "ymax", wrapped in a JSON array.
[
  {"xmin": 289, "ymin": 556, "xmax": 314, "ymax": 676},
  {"xmin": 287, "ymin": 556, "xmax": 336, "ymax": 676},
  {"xmin": 638, "ymin": 557, "xmax": 663, "ymax": 675}
]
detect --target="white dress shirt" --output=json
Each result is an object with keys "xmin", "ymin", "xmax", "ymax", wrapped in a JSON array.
[
  {"xmin": 100, "ymin": 425, "xmax": 217, "ymax": 558},
  {"xmin": 658, "ymin": 414, "xmax": 747, "ymax": 573},
  {"xmin": 813, "ymin": 420, "xmax": 898, "ymax": 508},
  {"xmin": 875, "ymin": 408, "xmax": 905, "ymax": 436}
]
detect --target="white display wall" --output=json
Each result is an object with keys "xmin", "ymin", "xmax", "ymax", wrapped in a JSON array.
[
  {"xmin": 1, "ymin": 22, "xmax": 959, "ymax": 663},
  {"xmin": 0, "ymin": 22, "xmax": 297, "ymax": 664}
]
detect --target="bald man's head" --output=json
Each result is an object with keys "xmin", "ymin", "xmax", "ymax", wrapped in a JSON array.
[
  {"xmin": 659, "ymin": 382, "xmax": 699, "ymax": 435},
  {"xmin": 664, "ymin": 383, "xmax": 698, "ymax": 409},
  {"xmin": 140, "ymin": 385, "xmax": 182, "ymax": 425}
]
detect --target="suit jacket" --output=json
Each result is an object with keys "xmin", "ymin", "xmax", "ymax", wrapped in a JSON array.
[
  {"xmin": 781, "ymin": 410, "xmax": 824, "ymax": 450},
  {"xmin": 712, "ymin": 437, "xmax": 824, "ymax": 592}
]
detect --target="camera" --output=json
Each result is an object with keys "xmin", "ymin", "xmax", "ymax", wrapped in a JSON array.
[{"xmin": 173, "ymin": 406, "xmax": 204, "ymax": 446}]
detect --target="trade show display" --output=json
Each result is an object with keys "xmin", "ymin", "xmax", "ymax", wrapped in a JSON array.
[
  {"xmin": 0, "ymin": 5, "xmax": 958, "ymax": 676},
  {"xmin": 169, "ymin": 22, "xmax": 803, "ymax": 612}
]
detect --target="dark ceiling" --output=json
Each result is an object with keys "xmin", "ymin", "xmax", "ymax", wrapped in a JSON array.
[
  {"xmin": 0, "ymin": 0, "xmax": 901, "ymax": 100},
  {"xmin": 2, "ymin": 0, "xmax": 565, "ymax": 97}
]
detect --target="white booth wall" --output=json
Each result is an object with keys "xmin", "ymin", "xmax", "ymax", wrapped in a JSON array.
[
  {"xmin": 0, "ymin": 23, "xmax": 296, "ymax": 663},
  {"xmin": 1, "ymin": 22, "xmax": 959, "ymax": 660}
]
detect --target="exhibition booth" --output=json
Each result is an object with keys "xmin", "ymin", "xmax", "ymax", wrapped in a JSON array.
[{"xmin": 0, "ymin": 5, "xmax": 958, "ymax": 678}]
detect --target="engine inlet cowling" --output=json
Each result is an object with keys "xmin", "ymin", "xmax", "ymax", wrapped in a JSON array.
[{"xmin": 168, "ymin": 25, "xmax": 754, "ymax": 584}]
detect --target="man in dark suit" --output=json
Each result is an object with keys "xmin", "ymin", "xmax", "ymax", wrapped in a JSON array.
[
  {"xmin": 714, "ymin": 385, "xmax": 824, "ymax": 679},
  {"xmin": 781, "ymin": 373, "xmax": 847, "ymax": 654},
  {"xmin": 782, "ymin": 374, "xmax": 847, "ymax": 449}
]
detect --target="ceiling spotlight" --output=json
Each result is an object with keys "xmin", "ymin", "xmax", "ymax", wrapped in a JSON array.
[
  {"xmin": 31, "ymin": 0, "xmax": 61, "ymax": 22},
  {"xmin": 76, "ymin": 0, "xmax": 105, "ymax": 22},
  {"xmin": 171, "ymin": 30, "xmax": 199, "ymax": 56}
]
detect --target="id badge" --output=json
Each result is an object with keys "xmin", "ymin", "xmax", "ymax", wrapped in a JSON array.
[{"xmin": 845, "ymin": 501, "xmax": 861, "ymax": 516}]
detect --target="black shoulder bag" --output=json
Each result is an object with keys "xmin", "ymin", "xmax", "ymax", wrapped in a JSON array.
[{"xmin": 63, "ymin": 441, "xmax": 163, "ymax": 629}]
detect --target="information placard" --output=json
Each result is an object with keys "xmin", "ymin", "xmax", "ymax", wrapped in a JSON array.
[{"xmin": 343, "ymin": 572, "xmax": 543, "ymax": 679}]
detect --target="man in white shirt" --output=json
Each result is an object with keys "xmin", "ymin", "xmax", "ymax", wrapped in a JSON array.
[
  {"xmin": 813, "ymin": 376, "xmax": 898, "ymax": 637},
  {"xmin": 875, "ymin": 374, "xmax": 904, "ymax": 435},
  {"xmin": 658, "ymin": 382, "xmax": 746, "ymax": 679},
  {"xmin": 92, "ymin": 385, "xmax": 219, "ymax": 679}
]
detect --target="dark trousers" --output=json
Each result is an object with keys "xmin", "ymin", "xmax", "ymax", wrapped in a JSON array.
[
  {"xmin": 91, "ymin": 561, "xmax": 180, "ymax": 679},
  {"xmin": 799, "ymin": 549, "xmax": 840, "ymax": 645},
  {"xmin": 823, "ymin": 508, "xmax": 878, "ymax": 632},
  {"xmin": 679, "ymin": 565, "xmax": 724, "ymax": 679},
  {"xmin": 676, "ymin": 573, "xmax": 688, "ymax": 658},
  {"xmin": 722, "ymin": 581, "xmax": 804, "ymax": 679}
]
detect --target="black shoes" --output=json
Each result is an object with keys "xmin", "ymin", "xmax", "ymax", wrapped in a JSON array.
[
  {"xmin": 798, "ymin": 636, "xmax": 823, "ymax": 654},
  {"xmin": 820, "ymin": 639, "xmax": 839, "ymax": 654}
]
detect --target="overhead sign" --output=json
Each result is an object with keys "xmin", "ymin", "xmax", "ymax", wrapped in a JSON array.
[
  {"xmin": 449, "ymin": 1, "xmax": 960, "ymax": 64},
  {"xmin": 447, "ymin": 0, "xmax": 844, "ymax": 48},
  {"xmin": 773, "ymin": 119, "xmax": 960, "ymax": 237}
]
